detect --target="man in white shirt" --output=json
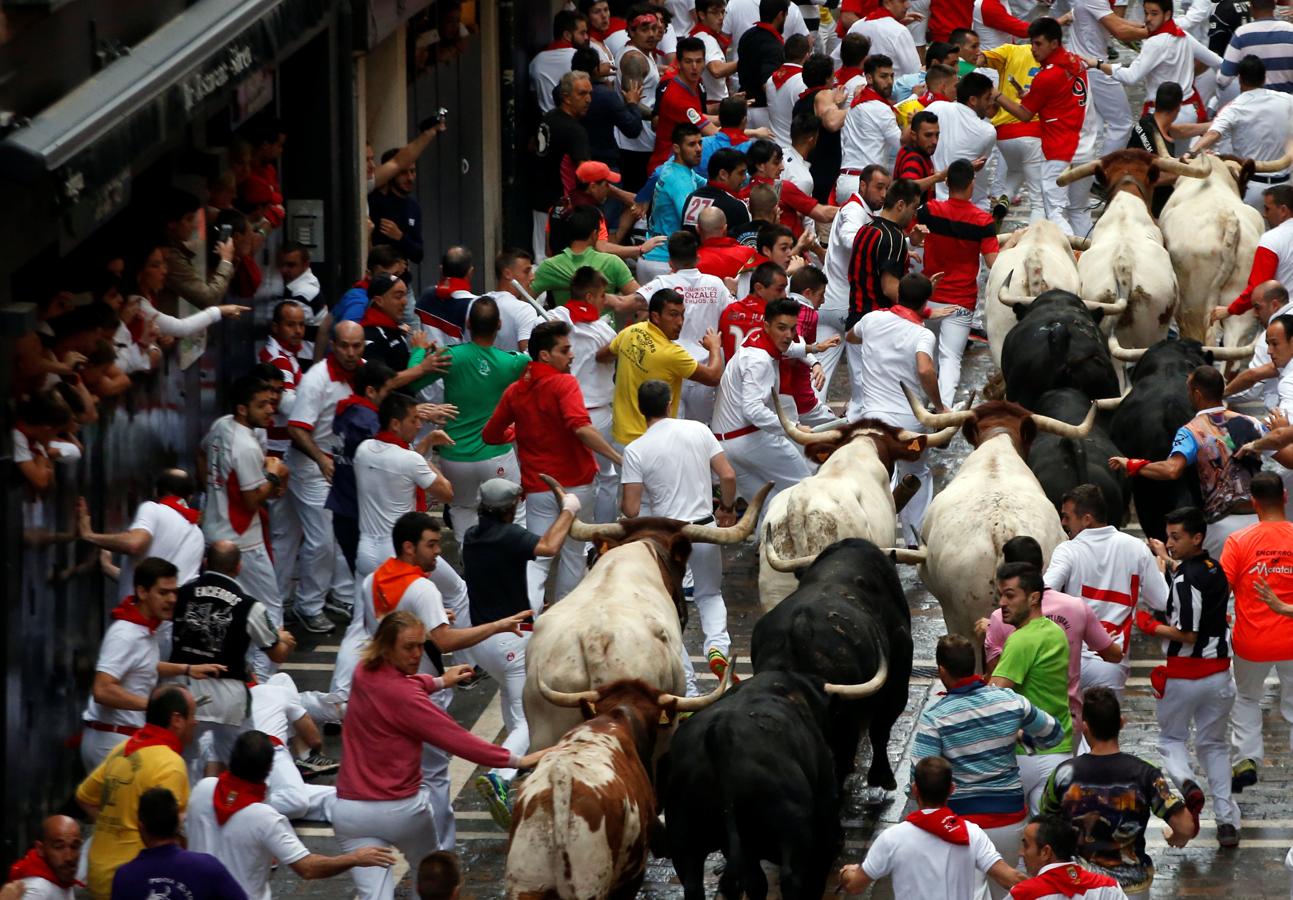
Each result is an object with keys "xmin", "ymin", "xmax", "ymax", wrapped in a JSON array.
[
  {"xmin": 821, "ymin": 165, "xmax": 891, "ymax": 391},
  {"xmin": 633, "ymin": 231, "xmax": 735, "ymax": 424},
  {"xmin": 1013, "ymin": 815, "xmax": 1132, "ymax": 900},
  {"xmin": 188, "ymin": 730, "xmax": 396, "ymax": 900},
  {"xmin": 839, "ymin": 55, "xmax": 902, "ymax": 203},
  {"xmin": 926, "ymin": 75, "xmax": 998, "ymax": 207},
  {"xmin": 1187, "ymin": 55, "xmax": 1293, "ymax": 209},
  {"xmin": 8, "ymin": 816, "xmax": 82, "ymax": 900},
  {"xmin": 850, "ymin": 0, "xmax": 923, "ymax": 77},
  {"xmin": 712, "ymin": 297, "xmax": 813, "ymax": 510},
  {"xmin": 1219, "ymin": 281, "xmax": 1292, "ymax": 408},
  {"xmin": 1213, "ymin": 187, "xmax": 1293, "ymax": 333},
  {"xmin": 76, "ymin": 469, "xmax": 205, "ymax": 586},
  {"xmin": 839, "ymin": 756, "xmax": 1024, "ymax": 899},
  {"xmin": 846, "ymin": 274, "xmax": 949, "ymax": 543},
  {"xmin": 1044, "ymin": 484, "xmax": 1170, "ymax": 696},
  {"xmin": 623, "ymin": 380, "xmax": 741, "ymax": 691},
  {"xmin": 1067, "ymin": 0, "xmax": 1149, "ymax": 152},
  {"xmin": 251, "ymin": 673, "xmax": 338, "ymax": 822},
  {"xmin": 530, "ymin": 10, "xmax": 590, "ymax": 114},
  {"xmin": 724, "ymin": 0, "xmax": 811, "ymax": 47},
  {"xmin": 692, "ymin": 0, "xmax": 737, "ymax": 101},
  {"xmin": 481, "ymin": 248, "xmax": 543, "ymax": 353},
  {"xmin": 766, "ymin": 35, "xmax": 812, "ymax": 147},
  {"xmin": 553, "ymin": 267, "xmax": 621, "ymax": 522}
]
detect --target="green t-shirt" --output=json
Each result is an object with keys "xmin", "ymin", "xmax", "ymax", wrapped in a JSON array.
[
  {"xmin": 531, "ymin": 246, "xmax": 634, "ymax": 305},
  {"xmin": 993, "ymin": 615, "xmax": 1073, "ymax": 754},
  {"xmin": 428, "ymin": 342, "xmax": 530, "ymax": 462}
]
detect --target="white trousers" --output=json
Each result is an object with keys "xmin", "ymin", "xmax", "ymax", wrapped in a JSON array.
[
  {"xmin": 690, "ymin": 541, "xmax": 730, "ymax": 658},
  {"xmin": 925, "ymin": 302, "xmax": 974, "ymax": 409},
  {"xmin": 1040, "ymin": 158, "xmax": 1095, "ymax": 237},
  {"xmin": 1231, "ymin": 655, "xmax": 1293, "ymax": 763},
  {"xmin": 1018, "ymin": 752, "xmax": 1069, "ymax": 815},
  {"xmin": 814, "ymin": 307, "xmax": 848, "ymax": 402},
  {"xmin": 1204, "ymin": 514, "xmax": 1258, "ymax": 560},
  {"xmin": 80, "ymin": 729, "xmax": 128, "ymax": 773},
  {"xmin": 334, "ymin": 789, "xmax": 439, "ymax": 899},
  {"xmin": 269, "ymin": 493, "xmax": 302, "ymax": 608},
  {"xmin": 975, "ymin": 817, "xmax": 1027, "ymax": 900},
  {"xmin": 1088, "ymin": 68, "xmax": 1134, "ymax": 155},
  {"xmin": 472, "ymin": 630, "xmax": 532, "ymax": 780},
  {"xmin": 526, "ymin": 482, "xmax": 596, "ymax": 611},
  {"xmin": 531, "ymin": 211, "xmax": 548, "ymax": 264},
  {"xmin": 835, "ymin": 173, "xmax": 860, "ymax": 206},
  {"xmin": 438, "ymin": 450, "xmax": 526, "ymax": 538},
  {"xmin": 1080, "ymin": 654, "xmax": 1130, "ymax": 697},
  {"xmin": 288, "ymin": 474, "xmax": 354, "ymax": 617},
  {"xmin": 1157, "ymin": 669, "xmax": 1239, "ymax": 827},
  {"xmin": 588, "ymin": 406, "xmax": 620, "ymax": 524},
  {"xmin": 421, "ymin": 740, "xmax": 455, "ymax": 850},
  {"xmin": 995, "ymin": 136, "xmax": 1044, "ymax": 224},
  {"xmin": 680, "ymin": 380, "xmax": 717, "ymax": 429},
  {"xmin": 894, "ymin": 457, "xmax": 932, "ymax": 547},
  {"xmin": 237, "ymin": 544, "xmax": 283, "ymax": 680},
  {"xmin": 268, "ymin": 744, "xmax": 336, "ymax": 822},
  {"xmin": 720, "ymin": 430, "xmax": 813, "ymax": 523}
]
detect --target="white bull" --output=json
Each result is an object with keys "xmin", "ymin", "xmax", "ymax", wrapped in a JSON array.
[
  {"xmin": 900, "ymin": 388, "xmax": 1089, "ymax": 653},
  {"xmin": 986, "ymin": 220, "xmax": 1084, "ymax": 367},
  {"xmin": 522, "ymin": 481, "xmax": 769, "ymax": 750}
]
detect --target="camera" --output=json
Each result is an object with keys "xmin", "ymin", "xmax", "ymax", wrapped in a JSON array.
[
  {"xmin": 214, "ymin": 223, "xmax": 233, "ymax": 243},
  {"xmin": 418, "ymin": 108, "xmax": 449, "ymax": 132}
]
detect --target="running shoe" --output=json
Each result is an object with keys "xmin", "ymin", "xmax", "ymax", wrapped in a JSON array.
[
  {"xmin": 1217, "ymin": 823, "xmax": 1240, "ymax": 848},
  {"xmin": 708, "ymin": 649, "xmax": 739, "ymax": 683},
  {"xmin": 296, "ymin": 750, "xmax": 341, "ymax": 779},
  {"xmin": 476, "ymin": 772, "xmax": 513, "ymax": 830},
  {"xmin": 300, "ymin": 613, "xmax": 335, "ymax": 634}
]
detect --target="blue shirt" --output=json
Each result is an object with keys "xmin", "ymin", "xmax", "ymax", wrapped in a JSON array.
[
  {"xmin": 111, "ymin": 844, "xmax": 247, "ymax": 900},
  {"xmin": 334, "ymin": 284, "xmax": 369, "ymax": 322},
  {"xmin": 699, "ymin": 131, "xmax": 756, "ymax": 175},
  {"xmin": 325, "ymin": 401, "xmax": 380, "ymax": 519},
  {"xmin": 644, "ymin": 159, "xmax": 706, "ymax": 261}
]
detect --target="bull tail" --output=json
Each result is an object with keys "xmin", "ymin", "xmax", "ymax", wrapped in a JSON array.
[
  {"xmin": 1112, "ymin": 253, "xmax": 1134, "ymax": 327},
  {"xmin": 708, "ymin": 724, "xmax": 748, "ymax": 898},
  {"xmin": 1046, "ymin": 322, "xmax": 1072, "ymax": 380},
  {"xmin": 1195, "ymin": 213, "xmax": 1241, "ymax": 341},
  {"xmin": 1024, "ymin": 247, "xmax": 1047, "ymax": 296}
]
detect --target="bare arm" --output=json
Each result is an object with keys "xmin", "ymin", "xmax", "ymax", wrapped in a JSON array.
[
  {"xmin": 1108, "ymin": 454, "xmax": 1189, "ymax": 481},
  {"xmin": 1224, "ymin": 361, "xmax": 1277, "ymax": 396},
  {"xmin": 291, "ymin": 846, "xmax": 398, "ymax": 880},
  {"xmin": 575, "ymin": 424, "xmax": 623, "ymax": 466},
  {"xmin": 77, "ymin": 499, "xmax": 151, "ymax": 555},
  {"xmin": 372, "ymin": 126, "xmax": 444, "ymax": 190},
  {"xmin": 534, "ymin": 509, "xmax": 576, "ymax": 557},
  {"xmin": 1098, "ymin": 12, "xmax": 1150, "ymax": 41},
  {"xmin": 621, "ymin": 482, "xmax": 644, "ymax": 518},
  {"xmin": 427, "ymin": 465, "xmax": 454, "ymax": 503},
  {"xmin": 915, "ymin": 351, "xmax": 944, "ymax": 412},
  {"xmin": 712, "ymin": 452, "xmax": 738, "ymax": 512},
  {"xmin": 91, "ymin": 671, "xmax": 148, "ymax": 712},
  {"xmin": 429, "ymin": 611, "xmax": 530, "ymax": 651},
  {"xmin": 988, "ymin": 860, "xmax": 1026, "ymax": 890},
  {"xmin": 993, "ymin": 91, "xmax": 1034, "ymax": 122},
  {"xmin": 289, "ymin": 425, "xmax": 335, "ymax": 482},
  {"xmin": 1097, "ymin": 641, "xmax": 1125, "ymax": 663}
]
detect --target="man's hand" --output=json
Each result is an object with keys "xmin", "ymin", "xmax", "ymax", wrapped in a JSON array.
[
  {"xmin": 813, "ymin": 335, "xmax": 842, "ymax": 353},
  {"xmin": 909, "ymin": 224, "xmax": 928, "ymax": 247},
  {"xmin": 623, "ymin": 79, "xmax": 644, "ymax": 106},
  {"xmin": 276, "ymin": 629, "xmax": 297, "ymax": 653},
  {"xmin": 811, "ymin": 362, "xmax": 827, "ymax": 391},
  {"xmin": 216, "ymin": 238, "xmax": 236, "ymax": 263},
  {"xmin": 838, "ymin": 863, "xmax": 869, "ymax": 894},
  {"xmin": 218, "ymin": 305, "xmax": 251, "ymax": 319},
  {"xmin": 971, "ymin": 156, "xmax": 988, "ymax": 171},
  {"xmin": 1269, "ymin": 408, "xmax": 1290, "ymax": 430},
  {"xmin": 746, "ymin": 126, "xmax": 775, "ymax": 139},
  {"xmin": 1209, "ymin": 305, "xmax": 1230, "ymax": 324},
  {"xmin": 440, "ymin": 664, "xmax": 476, "ymax": 688},
  {"xmin": 562, "ymin": 492, "xmax": 583, "ymax": 515},
  {"xmin": 716, "ymin": 506, "xmax": 738, "ymax": 527},
  {"xmin": 76, "ymin": 497, "xmax": 93, "ymax": 537},
  {"xmin": 265, "ymin": 456, "xmax": 289, "ymax": 479},
  {"xmin": 928, "ymin": 271, "xmax": 946, "ymax": 289},
  {"xmin": 418, "ymin": 403, "xmax": 458, "ymax": 423},
  {"xmin": 495, "ymin": 609, "xmax": 534, "ymax": 636},
  {"xmin": 419, "ymin": 347, "xmax": 452, "ymax": 374},
  {"xmin": 409, "ymin": 330, "xmax": 432, "ymax": 350},
  {"xmin": 701, "ymin": 328, "xmax": 721, "ymax": 352},
  {"xmin": 317, "ymin": 455, "xmax": 336, "ymax": 483},
  {"xmin": 430, "ymin": 430, "xmax": 455, "ymax": 447},
  {"xmin": 1163, "ymin": 824, "xmax": 1192, "ymax": 848},
  {"xmin": 378, "ymin": 219, "xmax": 404, "ymax": 241},
  {"xmin": 353, "ymin": 846, "xmax": 399, "ymax": 868},
  {"xmin": 1056, "ymin": 11, "xmax": 1074, "ymax": 24},
  {"xmin": 640, "ymin": 234, "xmax": 667, "ymax": 254},
  {"xmin": 517, "ymin": 747, "xmax": 552, "ymax": 769},
  {"xmin": 832, "ymin": 85, "xmax": 849, "ymax": 105},
  {"xmin": 187, "ymin": 663, "xmax": 228, "ymax": 680},
  {"xmin": 1108, "ymin": 456, "xmax": 1129, "ymax": 472},
  {"xmin": 61, "ymin": 350, "xmax": 88, "ymax": 371},
  {"xmin": 974, "ymin": 617, "xmax": 990, "ymax": 640},
  {"xmin": 927, "ymin": 305, "xmax": 957, "ymax": 319},
  {"xmin": 902, "ymin": 10, "xmax": 924, "ymax": 22}
]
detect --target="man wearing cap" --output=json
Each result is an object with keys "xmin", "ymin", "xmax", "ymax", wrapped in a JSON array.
[
  {"xmin": 464, "ymin": 477, "xmax": 580, "ymax": 827},
  {"xmin": 360, "ymin": 274, "xmax": 447, "ymax": 395},
  {"xmin": 548, "ymin": 161, "xmax": 663, "ymax": 260}
]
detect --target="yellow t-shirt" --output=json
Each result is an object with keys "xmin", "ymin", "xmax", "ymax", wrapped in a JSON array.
[
  {"xmin": 77, "ymin": 742, "xmax": 190, "ymax": 900},
  {"xmin": 984, "ymin": 44, "xmax": 1043, "ymax": 132},
  {"xmin": 894, "ymin": 95, "xmax": 927, "ymax": 130},
  {"xmin": 609, "ymin": 321, "xmax": 698, "ymax": 444}
]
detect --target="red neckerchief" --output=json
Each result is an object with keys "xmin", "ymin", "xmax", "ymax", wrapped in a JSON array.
[
  {"xmin": 1018, "ymin": 864, "xmax": 1118, "ymax": 898},
  {"xmin": 835, "ymin": 66, "xmax": 864, "ymax": 87},
  {"xmin": 335, "ymin": 395, "xmax": 378, "ymax": 417},
  {"xmin": 889, "ymin": 305, "xmax": 926, "ymax": 325},
  {"xmin": 360, "ymin": 304, "xmax": 401, "ymax": 330},
  {"xmin": 564, "ymin": 300, "xmax": 602, "ymax": 323},
  {"xmin": 742, "ymin": 327, "xmax": 784, "ymax": 359},
  {"xmin": 800, "ymin": 84, "xmax": 828, "ymax": 100},
  {"xmin": 372, "ymin": 557, "xmax": 426, "ymax": 618},
  {"xmin": 590, "ymin": 17, "xmax": 627, "ymax": 42},
  {"xmin": 435, "ymin": 277, "xmax": 473, "ymax": 299},
  {"xmin": 917, "ymin": 90, "xmax": 949, "ymax": 105},
  {"xmin": 353, "ymin": 277, "xmax": 370, "ymax": 290},
  {"xmin": 720, "ymin": 126, "xmax": 748, "ymax": 144},
  {"xmin": 865, "ymin": 7, "xmax": 900, "ymax": 19},
  {"xmin": 940, "ymin": 673, "xmax": 988, "ymax": 695},
  {"xmin": 326, "ymin": 355, "xmax": 357, "ymax": 387},
  {"xmin": 123, "ymin": 723, "xmax": 183, "ymax": 757},
  {"xmin": 690, "ymin": 22, "xmax": 732, "ymax": 50},
  {"xmin": 373, "ymin": 430, "xmax": 410, "ymax": 449},
  {"xmin": 770, "ymin": 63, "xmax": 803, "ymax": 89},
  {"xmin": 1149, "ymin": 17, "xmax": 1186, "ymax": 36},
  {"xmin": 9, "ymin": 849, "xmax": 81, "ymax": 889},
  {"xmin": 906, "ymin": 807, "xmax": 971, "ymax": 845},
  {"xmin": 111, "ymin": 596, "xmax": 162, "ymax": 633},
  {"xmin": 157, "ymin": 496, "xmax": 200, "ymax": 525},
  {"xmin": 851, "ymin": 86, "xmax": 893, "ymax": 108},
  {"xmin": 212, "ymin": 771, "xmax": 268, "ymax": 826},
  {"xmin": 525, "ymin": 360, "xmax": 565, "ymax": 384},
  {"xmin": 544, "ymin": 39, "xmax": 574, "ymax": 51},
  {"xmin": 706, "ymin": 178, "xmax": 742, "ymax": 198},
  {"xmin": 755, "ymin": 21, "xmax": 785, "ymax": 43}
]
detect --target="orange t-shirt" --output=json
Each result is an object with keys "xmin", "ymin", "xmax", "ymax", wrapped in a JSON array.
[{"xmin": 1221, "ymin": 520, "xmax": 1293, "ymax": 662}]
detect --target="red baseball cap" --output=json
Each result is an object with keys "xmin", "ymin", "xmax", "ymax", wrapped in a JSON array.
[{"xmin": 575, "ymin": 161, "xmax": 622, "ymax": 185}]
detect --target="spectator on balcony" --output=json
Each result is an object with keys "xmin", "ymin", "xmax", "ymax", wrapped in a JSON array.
[
  {"xmin": 13, "ymin": 390, "xmax": 74, "ymax": 495},
  {"xmin": 159, "ymin": 189, "xmax": 236, "ymax": 310},
  {"xmin": 128, "ymin": 241, "xmax": 248, "ymax": 344},
  {"xmin": 12, "ymin": 288, "xmax": 85, "ymax": 400},
  {"xmin": 368, "ymin": 150, "xmax": 425, "ymax": 264}
]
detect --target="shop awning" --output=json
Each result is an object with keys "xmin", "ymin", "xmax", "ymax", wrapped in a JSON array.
[{"xmin": 0, "ymin": 0, "xmax": 330, "ymax": 186}]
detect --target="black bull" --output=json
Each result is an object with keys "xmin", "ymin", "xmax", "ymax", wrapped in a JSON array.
[
  {"xmin": 1001, "ymin": 290, "xmax": 1121, "ymax": 411},
  {"xmin": 1028, "ymin": 387, "xmax": 1130, "ymax": 525}
]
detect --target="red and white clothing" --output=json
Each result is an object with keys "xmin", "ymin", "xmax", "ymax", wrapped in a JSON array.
[
  {"xmin": 552, "ymin": 301, "xmax": 619, "ymax": 523},
  {"xmin": 821, "ymin": 194, "xmax": 876, "ymax": 391},
  {"xmin": 125, "ymin": 498, "xmax": 205, "ymax": 586},
  {"xmin": 860, "ymin": 811, "xmax": 1003, "ymax": 900},
  {"xmin": 723, "ymin": 0, "xmax": 811, "ymax": 47},
  {"xmin": 251, "ymin": 675, "xmax": 337, "ymax": 822},
  {"xmin": 835, "ymin": 64, "xmax": 868, "ymax": 104},
  {"xmin": 1021, "ymin": 48, "xmax": 1089, "ymax": 164},
  {"xmin": 973, "ymin": 0, "xmax": 1030, "ymax": 51},
  {"xmin": 529, "ymin": 42, "xmax": 577, "ymax": 114},
  {"xmin": 1228, "ymin": 218, "xmax": 1293, "ymax": 315},
  {"xmin": 7, "ymin": 852, "xmax": 77, "ymax": 900},
  {"xmin": 1009, "ymin": 862, "xmax": 1128, "ymax": 900},
  {"xmin": 80, "ymin": 610, "xmax": 162, "ymax": 770},
  {"xmin": 202, "ymin": 415, "xmax": 269, "ymax": 550},
  {"xmin": 782, "ymin": 144, "xmax": 817, "ymax": 233},
  {"xmin": 1109, "ymin": 22, "xmax": 1220, "ymax": 125},
  {"xmin": 848, "ymin": 13, "xmax": 922, "ymax": 76},
  {"xmin": 840, "ymin": 90, "xmax": 901, "ymax": 201},
  {"xmin": 258, "ymin": 336, "xmax": 302, "ymax": 458},
  {"xmin": 690, "ymin": 24, "xmax": 731, "ymax": 100},
  {"xmin": 287, "ymin": 355, "xmax": 354, "ymax": 486},
  {"xmin": 1044, "ymin": 525, "xmax": 1170, "ymax": 693},
  {"xmin": 765, "ymin": 62, "xmax": 806, "ymax": 147},
  {"xmin": 354, "ymin": 436, "xmax": 438, "ymax": 579},
  {"xmin": 637, "ymin": 268, "xmax": 733, "ymax": 424},
  {"xmin": 650, "ymin": 76, "xmax": 708, "ymax": 172},
  {"xmin": 1070, "ymin": 0, "xmax": 1134, "ymax": 152}
]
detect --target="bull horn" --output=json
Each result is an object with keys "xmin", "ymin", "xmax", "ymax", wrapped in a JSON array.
[
  {"xmin": 538, "ymin": 679, "xmax": 601, "ymax": 708},
  {"xmin": 1068, "ymin": 236, "xmax": 1092, "ymax": 251},
  {"xmin": 903, "ymin": 383, "xmax": 975, "ymax": 430},
  {"xmin": 1252, "ymin": 151, "xmax": 1293, "ymax": 174},
  {"xmin": 1107, "ymin": 333, "xmax": 1147, "ymax": 363},
  {"xmin": 1055, "ymin": 159, "xmax": 1101, "ymax": 186},
  {"xmin": 1095, "ymin": 396, "xmax": 1124, "ymax": 412},
  {"xmin": 763, "ymin": 522, "xmax": 819, "ymax": 572},
  {"xmin": 662, "ymin": 653, "xmax": 738, "ymax": 712},
  {"xmin": 812, "ymin": 417, "xmax": 850, "ymax": 433},
  {"xmin": 1202, "ymin": 336, "xmax": 1260, "ymax": 361},
  {"xmin": 997, "ymin": 270, "xmax": 1036, "ymax": 309},
  {"xmin": 680, "ymin": 483, "xmax": 772, "ymax": 545},
  {"xmin": 886, "ymin": 546, "xmax": 927, "ymax": 564},
  {"xmin": 895, "ymin": 425, "xmax": 959, "ymax": 448},
  {"xmin": 1154, "ymin": 154, "xmax": 1212, "ymax": 179},
  {"xmin": 1032, "ymin": 402, "xmax": 1098, "ymax": 440},
  {"xmin": 1084, "ymin": 296, "xmax": 1128, "ymax": 316},
  {"xmin": 774, "ymin": 388, "xmax": 843, "ymax": 444},
  {"xmin": 1151, "ymin": 130, "xmax": 1172, "ymax": 159},
  {"xmin": 542, "ymin": 474, "xmax": 628, "ymax": 542},
  {"xmin": 823, "ymin": 659, "xmax": 889, "ymax": 699}
]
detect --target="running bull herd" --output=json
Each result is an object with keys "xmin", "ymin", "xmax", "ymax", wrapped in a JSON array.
[{"xmin": 498, "ymin": 143, "xmax": 1288, "ymax": 900}]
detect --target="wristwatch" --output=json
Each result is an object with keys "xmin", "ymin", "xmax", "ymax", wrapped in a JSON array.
[{"xmin": 264, "ymin": 471, "xmax": 282, "ymax": 488}]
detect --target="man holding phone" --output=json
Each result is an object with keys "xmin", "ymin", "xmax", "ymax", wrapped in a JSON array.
[{"xmin": 462, "ymin": 478, "xmax": 578, "ymax": 829}]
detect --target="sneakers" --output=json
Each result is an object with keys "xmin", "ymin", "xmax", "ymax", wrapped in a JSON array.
[
  {"xmin": 300, "ymin": 613, "xmax": 335, "ymax": 634},
  {"xmin": 296, "ymin": 749, "xmax": 340, "ymax": 779},
  {"xmin": 476, "ymin": 772, "xmax": 513, "ymax": 830},
  {"xmin": 708, "ymin": 649, "xmax": 739, "ymax": 684},
  {"xmin": 1231, "ymin": 758, "xmax": 1258, "ymax": 793},
  {"xmin": 323, "ymin": 595, "xmax": 353, "ymax": 619},
  {"xmin": 1217, "ymin": 823, "xmax": 1240, "ymax": 848}
]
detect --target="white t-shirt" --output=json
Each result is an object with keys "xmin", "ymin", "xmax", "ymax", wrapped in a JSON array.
[
  {"xmin": 848, "ymin": 310, "xmax": 938, "ymax": 424},
  {"xmin": 766, "ymin": 64, "xmax": 807, "ymax": 147},
  {"xmin": 187, "ymin": 778, "xmax": 310, "ymax": 900},
  {"xmin": 850, "ymin": 17, "xmax": 922, "ymax": 77},
  {"xmin": 129, "ymin": 500, "xmax": 205, "ymax": 585},
  {"xmin": 201, "ymin": 415, "xmax": 269, "ymax": 549},
  {"xmin": 824, "ymin": 196, "xmax": 876, "ymax": 313},
  {"xmin": 250, "ymin": 680, "xmax": 307, "ymax": 744},
  {"xmin": 861, "ymin": 818, "xmax": 1002, "ymax": 900},
  {"xmin": 354, "ymin": 439, "xmax": 437, "ymax": 543},
  {"xmin": 285, "ymin": 358, "xmax": 355, "ymax": 484},
  {"xmin": 724, "ymin": 0, "xmax": 810, "ymax": 44},
  {"xmin": 529, "ymin": 47, "xmax": 576, "ymax": 114},
  {"xmin": 666, "ymin": 0, "xmax": 696, "ymax": 35},
  {"xmin": 1071, "ymin": 0, "xmax": 1117, "ymax": 59},
  {"xmin": 638, "ymin": 268, "xmax": 734, "ymax": 360},
  {"xmin": 841, "ymin": 99, "xmax": 902, "ymax": 170},
  {"xmin": 15, "ymin": 879, "xmax": 74, "ymax": 900},
  {"xmin": 83, "ymin": 620, "xmax": 160, "ymax": 728},
  {"xmin": 1207, "ymin": 88, "xmax": 1293, "ymax": 171},
  {"xmin": 782, "ymin": 145, "xmax": 817, "ymax": 233},
  {"xmin": 483, "ymin": 291, "xmax": 543, "ymax": 352},
  {"xmin": 925, "ymin": 101, "xmax": 998, "ymax": 207},
  {"xmin": 694, "ymin": 29, "xmax": 731, "ymax": 100},
  {"xmin": 551, "ymin": 307, "xmax": 617, "ymax": 408},
  {"xmin": 360, "ymin": 573, "xmax": 452, "ymax": 701},
  {"xmin": 12, "ymin": 428, "xmax": 44, "ymax": 464},
  {"xmin": 1233, "ymin": 299, "xmax": 1293, "ymax": 407},
  {"xmin": 1044, "ymin": 525, "xmax": 1170, "ymax": 661},
  {"xmin": 622, "ymin": 418, "xmax": 723, "ymax": 521}
]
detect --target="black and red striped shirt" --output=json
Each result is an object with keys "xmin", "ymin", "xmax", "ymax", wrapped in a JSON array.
[
  {"xmin": 846, "ymin": 217, "xmax": 909, "ymax": 327},
  {"xmin": 894, "ymin": 146, "xmax": 935, "ymax": 204}
]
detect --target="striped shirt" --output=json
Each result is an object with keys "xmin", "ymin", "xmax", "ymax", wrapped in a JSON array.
[
  {"xmin": 846, "ymin": 217, "xmax": 908, "ymax": 326},
  {"xmin": 893, "ymin": 146, "xmax": 935, "ymax": 204},
  {"xmin": 1163, "ymin": 556, "xmax": 1231, "ymax": 660},
  {"xmin": 1218, "ymin": 18, "xmax": 1293, "ymax": 92},
  {"xmin": 913, "ymin": 679, "xmax": 1063, "ymax": 817}
]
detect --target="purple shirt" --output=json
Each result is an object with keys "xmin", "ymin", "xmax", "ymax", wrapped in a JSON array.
[
  {"xmin": 111, "ymin": 844, "xmax": 247, "ymax": 900},
  {"xmin": 985, "ymin": 588, "xmax": 1115, "ymax": 739}
]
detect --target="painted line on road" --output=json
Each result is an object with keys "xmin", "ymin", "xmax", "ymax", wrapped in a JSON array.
[{"xmin": 279, "ymin": 662, "xmax": 336, "ymax": 672}]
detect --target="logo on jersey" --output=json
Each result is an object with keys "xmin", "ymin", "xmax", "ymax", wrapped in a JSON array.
[
  {"xmin": 1072, "ymin": 77, "xmax": 1087, "ymax": 107},
  {"xmin": 683, "ymin": 195, "xmax": 715, "ymax": 227},
  {"xmin": 686, "ymin": 107, "xmax": 703, "ymax": 125}
]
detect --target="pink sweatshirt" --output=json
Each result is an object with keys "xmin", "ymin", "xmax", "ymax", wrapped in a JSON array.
[{"xmin": 336, "ymin": 663, "xmax": 517, "ymax": 801}]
